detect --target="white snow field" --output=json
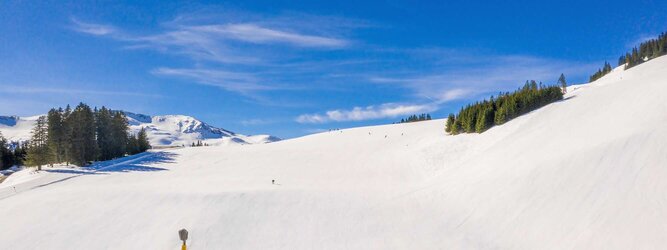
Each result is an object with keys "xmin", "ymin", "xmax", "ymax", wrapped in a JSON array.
[{"xmin": 1, "ymin": 56, "xmax": 667, "ymax": 249}]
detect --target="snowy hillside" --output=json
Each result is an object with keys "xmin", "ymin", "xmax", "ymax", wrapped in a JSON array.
[
  {"xmin": 1, "ymin": 56, "xmax": 667, "ymax": 249},
  {"xmin": 0, "ymin": 112, "xmax": 279, "ymax": 147},
  {"xmin": 123, "ymin": 112, "xmax": 280, "ymax": 147},
  {"xmin": 0, "ymin": 115, "xmax": 41, "ymax": 142}
]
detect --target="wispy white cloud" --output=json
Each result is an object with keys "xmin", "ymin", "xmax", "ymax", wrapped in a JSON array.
[
  {"xmin": 151, "ymin": 67, "xmax": 271, "ymax": 93},
  {"xmin": 437, "ymin": 88, "xmax": 472, "ymax": 103},
  {"xmin": 190, "ymin": 24, "xmax": 349, "ymax": 48},
  {"xmin": 70, "ymin": 18, "xmax": 117, "ymax": 36},
  {"xmin": 296, "ymin": 103, "xmax": 435, "ymax": 123},
  {"xmin": 71, "ymin": 17, "xmax": 352, "ymax": 64},
  {"xmin": 70, "ymin": 14, "xmax": 359, "ymax": 103},
  {"xmin": 151, "ymin": 67, "xmax": 310, "ymax": 107},
  {"xmin": 69, "ymin": 13, "xmax": 597, "ymax": 112},
  {"xmin": 369, "ymin": 55, "xmax": 597, "ymax": 104},
  {"xmin": 133, "ymin": 29, "xmax": 262, "ymax": 64}
]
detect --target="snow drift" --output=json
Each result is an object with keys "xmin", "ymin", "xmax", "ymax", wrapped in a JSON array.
[{"xmin": 1, "ymin": 56, "xmax": 667, "ymax": 249}]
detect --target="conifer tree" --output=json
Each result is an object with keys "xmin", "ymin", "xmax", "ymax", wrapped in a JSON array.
[
  {"xmin": 95, "ymin": 107, "xmax": 114, "ymax": 161},
  {"xmin": 451, "ymin": 119, "xmax": 461, "ymax": 135},
  {"xmin": 13, "ymin": 142, "xmax": 27, "ymax": 167},
  {"xmin": 110, "ymin": 111, "xmax": 129, "ymax": 158},
  {"xmin": 69, "ymin": 103, "xmax": 98, "ymax": 166},
  {"xmin": 558, "ymin": 73, "xmax": 567, "ymax": 94},
  {"xmin": 127, "ymin": 134, "xmax": 140, "ymax": 155},
  {"xmin": 62, "ymin": 105, "xmax": 73, "ymax": 165},
  {"xmin": 475, "ymin": 110, "xmax": 487, "ymax": 133},
  {"xmin": 26, "ymin": 116, "xmax": 51, "ymax": 170},
  {"xmin": 0, "ymin": 132, "xmax": 11, "ymax": 170},
  {"xmin": 445, "ymin": 114, "xmax": 455, "ymax": 133},
  {"xmin": 474, "ymin": 105, "xmax": 493, "ymax": 133},
  {"xmin": 47, "ymin": 108, "xmax": 67, "ymax": 164},
  {"xmin": 137, "ymin": 127, "xmax": 151, "ymax": 152},
  {"xmin": 494, "ymin": 105, "xmax": 507, "ymax": 125}
]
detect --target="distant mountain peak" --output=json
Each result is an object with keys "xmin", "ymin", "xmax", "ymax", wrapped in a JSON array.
[{"xmin": 0, "ymin": 111, "xmax": 280, "ymax": 147}]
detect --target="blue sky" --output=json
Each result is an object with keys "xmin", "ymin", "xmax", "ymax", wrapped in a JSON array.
[{"xmin": 1, "ymin": 0, "xmax": 666, "ymax": 138}]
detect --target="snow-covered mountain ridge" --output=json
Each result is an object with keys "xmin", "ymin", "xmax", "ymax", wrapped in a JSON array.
[
  {"xmin": 0, "ymin": 115, "xmax": 43, "ymax": 142},
  {"xmin": 0, "ymin": 112, "xmax": 279, "ymax": 147}
]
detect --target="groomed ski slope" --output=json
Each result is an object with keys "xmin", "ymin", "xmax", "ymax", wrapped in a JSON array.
[{"xmin": 1, "ymin": 56, "xmax": 667, "ymax": 249}]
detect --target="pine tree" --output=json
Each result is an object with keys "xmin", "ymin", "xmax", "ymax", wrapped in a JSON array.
[
  {"xmin": 95, "ymin": 107, "xmax": 114, "ymax": 161},
  {"xmin": 445, "ymin": 114, "xmax": 455, "ymax": 133},
  {"xmin": 558, "ymin": 73, "xmax": 567, "ymax": 94},
  {"xmin": 13, "ymin": 142, "xmax": 27, "ymax": 166},
  {"xmin": 137, "ymin": 127, "xmax": 151, "ymax": 152},
  {"xmin": 110, "ymin": 111, "xmax": 129, "ymax": 158},
  {"xmin": 0, "ymin": 131, "xmax": 11, "ymax": 170},
  {"xmin": 451, "ymin": 119, "xmax": 461, "ymax": 135},
  {"xmin": 494, "ymin": 105, "xmax": 507, "ymax": 125},
  {"xmin": 69, "ymin": 103, "xmax": 98, "ymax": 166},
  {"xmin": 127, "ymin": 134, "xmax": 139, "ymax": 155},
  {"xmin": 26, "ymin": 116, "xmax": 51, "ymax": 170},
  {"xmin": 475, "ymin": 109, "xmax": 487, "ymax": 133},
  {"xmin": 62, "ymin": 105, "xmax": 73, "ymax": 165},
  {"xmin": 475, "ymin": 106, "xmax": 494, "ymax": 133},
  {"xmin": 47, "ymin": 108, "xmax": 67, "ymax": 164}
]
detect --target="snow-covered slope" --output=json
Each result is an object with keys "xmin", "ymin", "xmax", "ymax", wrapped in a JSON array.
[
  {"xmin": 0, "ymin": 112, "xmax": 279, "ymax": 147},
  {"xmin": 0, "ymin": 115, "xmax": 41, "ymax": 142},
  {"xmin": 123, "ymin": 112, "xmax": 280, "ymax": 147},
  {"xmin": 1, "ymin": 56, "xmax": 667, "ymax": 249}
]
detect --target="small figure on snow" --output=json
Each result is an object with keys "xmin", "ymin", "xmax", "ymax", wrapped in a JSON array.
[{"xmin": 272, "ymin": 179, "xmax": 275, "ymax": 185}]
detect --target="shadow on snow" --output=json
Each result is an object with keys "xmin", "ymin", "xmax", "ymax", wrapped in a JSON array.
[
  {"xmin": 44, "ymin": 151, "xmax": 177, "ymax": 175},
  {"xmin": 96, "ymin": 151, "xmax": 176, "ymax": 173}
]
